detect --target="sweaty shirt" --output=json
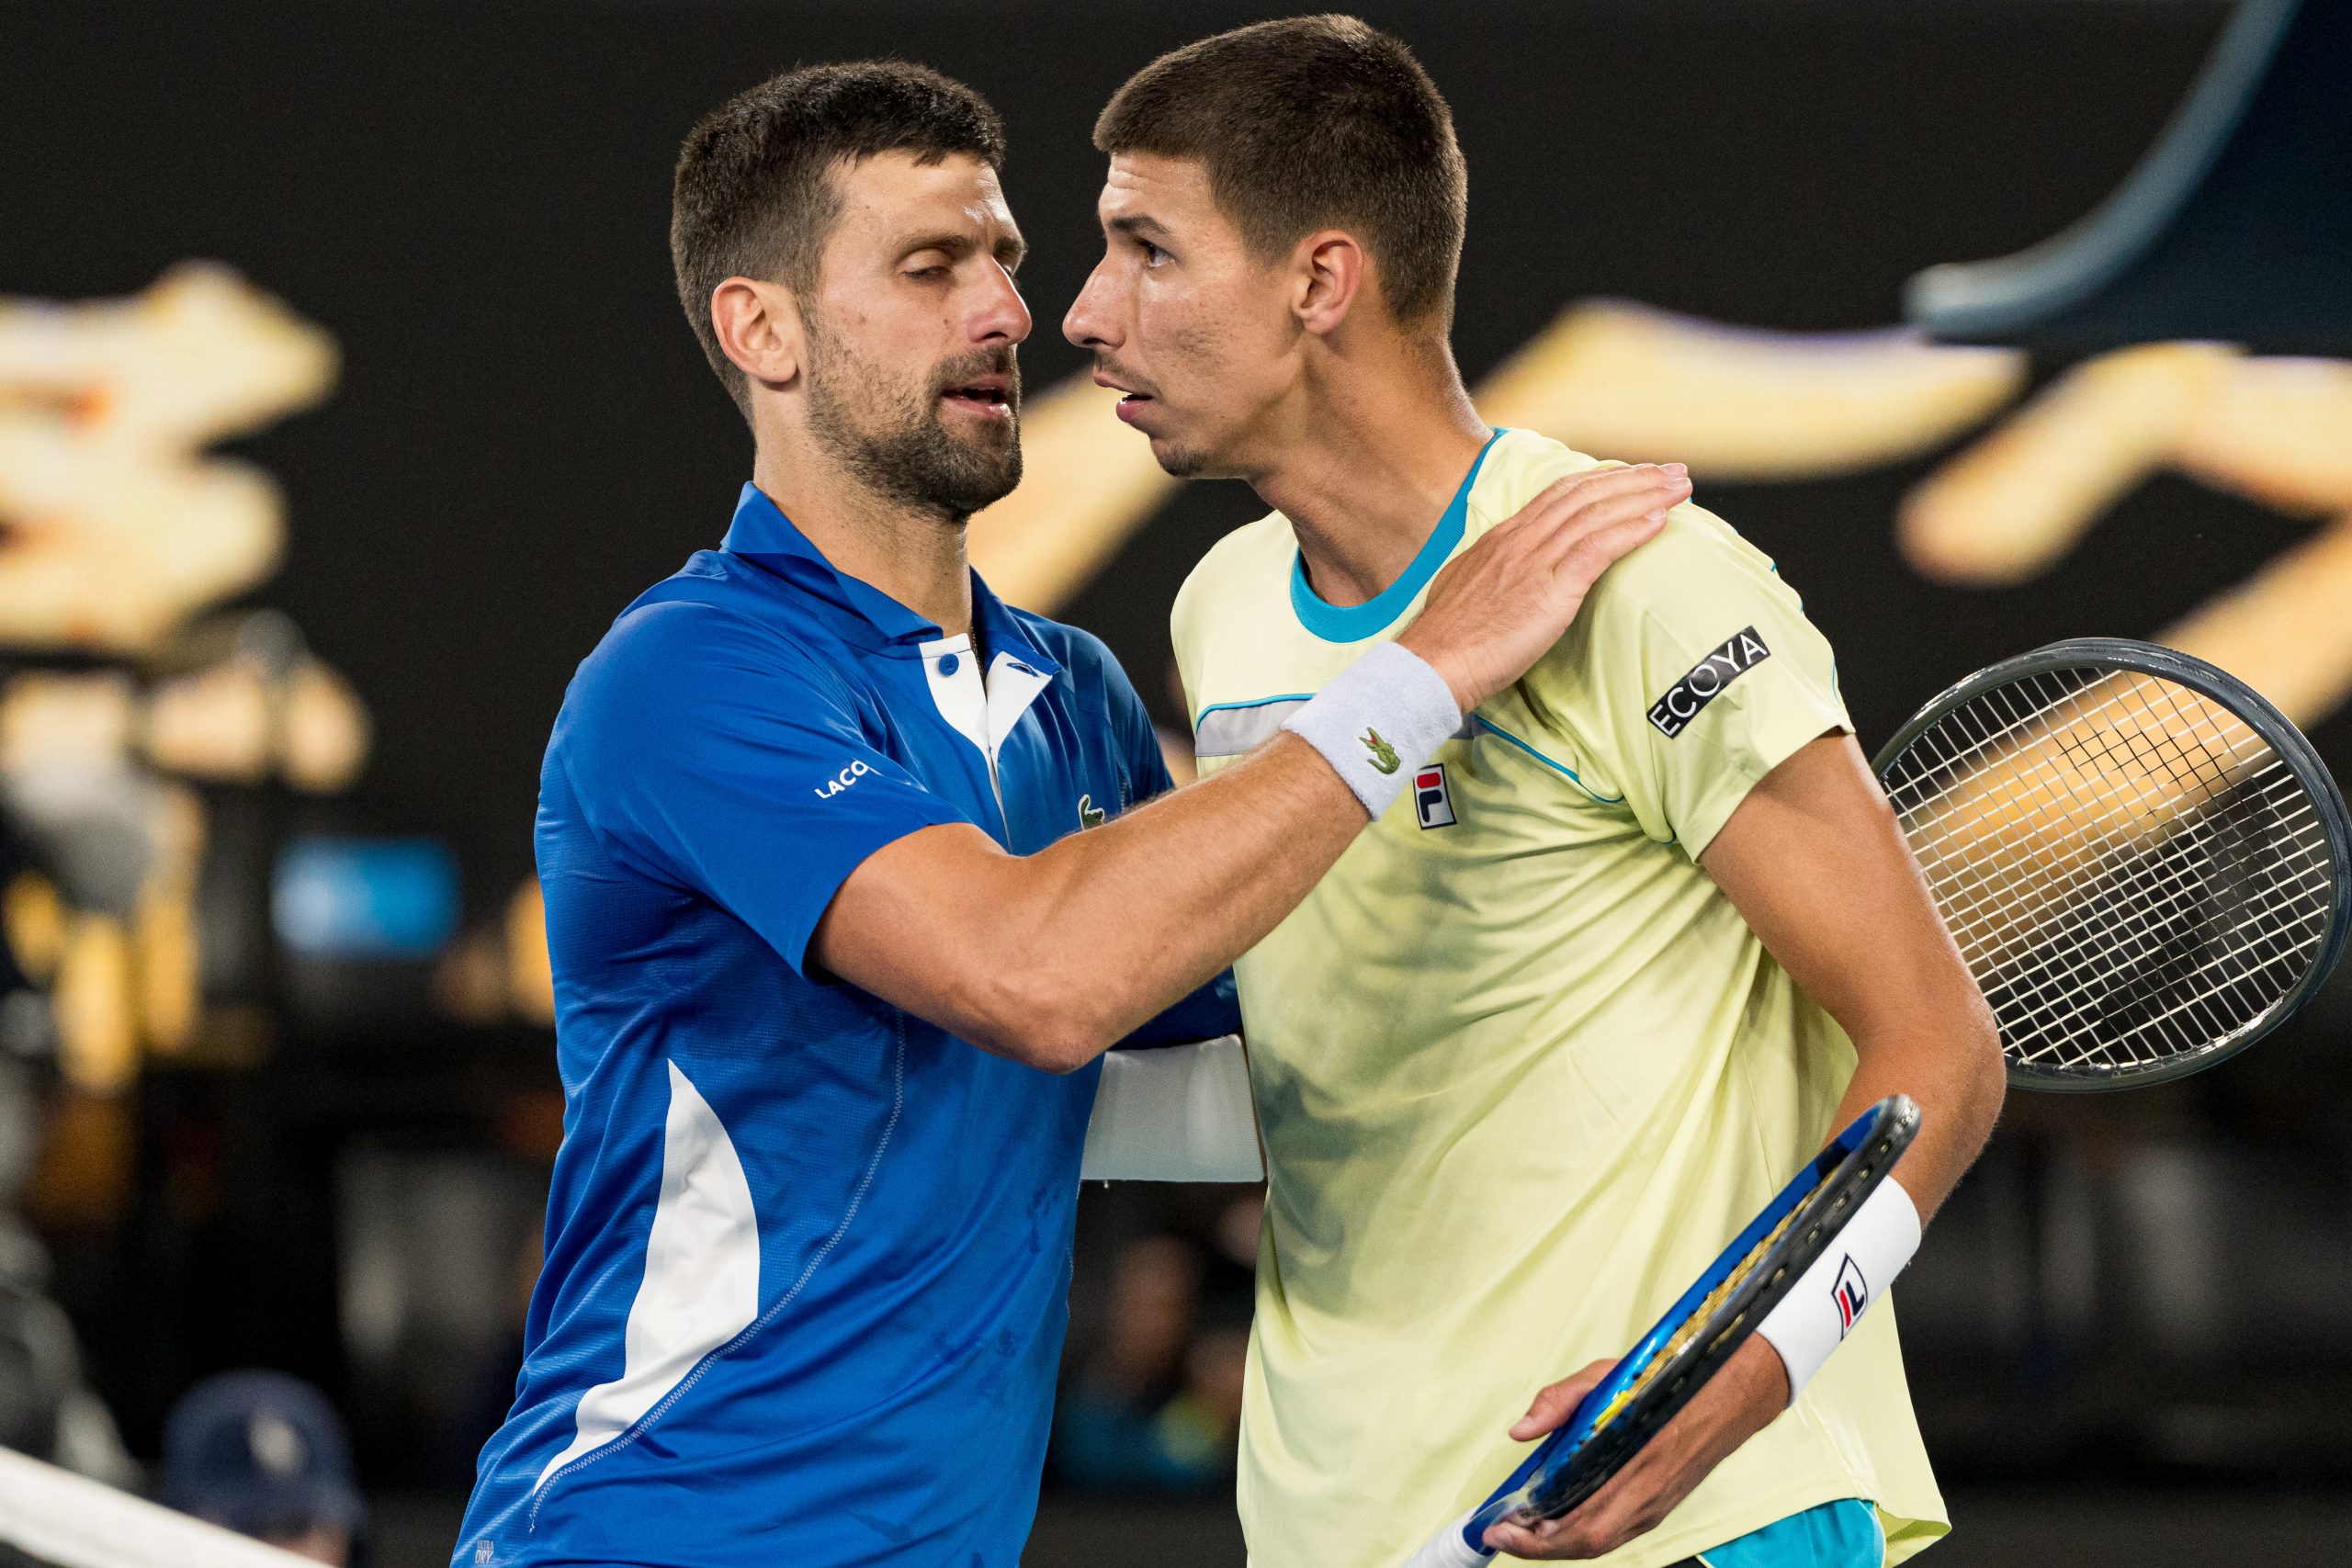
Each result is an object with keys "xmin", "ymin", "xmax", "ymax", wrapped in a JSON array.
[
  {"xmin": 457, "ymin": 484, "xmax": 1236, "ymax": 1568},
  {"xmin": 1172, "ymin": 429, "xmax": 1946, "ymax": 1568}
]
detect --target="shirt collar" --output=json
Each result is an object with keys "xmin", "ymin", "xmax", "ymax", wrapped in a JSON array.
[{"xmin": 721, "ymin": 482, "xmax": 1060, "ymax": 677}]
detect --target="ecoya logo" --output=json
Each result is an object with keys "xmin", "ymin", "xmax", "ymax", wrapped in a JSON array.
[
  {"xmin": 813, "ymin": 760, "xmax": 873, "ymax": 799},
  {"xmin": 1647, "ymin": 627, "xmax": 1771, "ymax": 738},
  {"xmin": 1414, "ymin": 765, "xmax": 1456, "ymax": 829}
]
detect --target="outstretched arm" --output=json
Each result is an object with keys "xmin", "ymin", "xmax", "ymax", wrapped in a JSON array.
[{"xmin": 812, "ymin": 463, "xmax": 1690, "ymax": 1070}]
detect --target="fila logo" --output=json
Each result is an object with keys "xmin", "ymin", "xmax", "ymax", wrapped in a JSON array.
[
  {"xmin": 812, "ymin": 760, "xmax": 873, "ymax": 799},
  {"xmin": 1648, "ymin": 627, "xmax": 1771, "ymax": 738},
  {"xmin": 1414, "ymin": 764, "xmax": 1456, "ymax": 829},
  {"xmin": 1831, "ymin": 1254, "xmax": 1869, "ymax": 1337}
]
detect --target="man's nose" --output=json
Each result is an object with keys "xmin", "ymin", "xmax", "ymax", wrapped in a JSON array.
[
  {"xmin": 1063, "ymin": 261, "xmax": 1118, "ymax": 351},
  {"xmin": 971, "ymin": 263, "xmax": 1032, "ymax": 345}
]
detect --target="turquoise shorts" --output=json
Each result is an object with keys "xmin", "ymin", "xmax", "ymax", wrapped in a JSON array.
[{"xmin": 1695, "ymin": 1499, "xmax": 1882, "ymax": 1568}]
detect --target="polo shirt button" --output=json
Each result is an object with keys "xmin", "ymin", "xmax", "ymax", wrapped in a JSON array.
[{"xmin": 938, "ymin": 652, "xmax": 960, "ymax": 676}]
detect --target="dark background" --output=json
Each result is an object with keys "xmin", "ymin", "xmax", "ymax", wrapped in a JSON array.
[
  {"xmin": 4, "ymin": 1, "xmax": 2274, "ymax": 880},
  {"xmin": 8, "ymin": 3, "xmax": 2352, "ymax": 1563}
]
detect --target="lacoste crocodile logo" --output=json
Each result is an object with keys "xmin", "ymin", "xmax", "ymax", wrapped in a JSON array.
[
  {"xmin": 1361, "ymin": 728, "xmax": 1400, "ymax": 774},
  {"xmin": 1078, "ymin": 793, "xmax": 1105, "ymax": 829}
]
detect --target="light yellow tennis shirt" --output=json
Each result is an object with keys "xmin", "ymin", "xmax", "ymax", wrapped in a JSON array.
[{"xmin": 1170, "ymin": 429, "xmax": 1947, "ymax": 1568}]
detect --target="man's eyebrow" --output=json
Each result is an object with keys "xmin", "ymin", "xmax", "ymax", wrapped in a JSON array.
[
  {"xmin": 1107, "ymin": 212, "xmax": 1170, "ymax": 241},
  {"xmin": 898, "ymin": 231, "xmax": 979, "ymax": 262},
  {"xmin": 995, "ymin": 231, "xmax": 1028, "ymax": 271}
]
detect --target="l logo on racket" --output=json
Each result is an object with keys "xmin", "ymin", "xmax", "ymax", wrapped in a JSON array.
[
  {"xmin": 1831, "ymin": 1255, "xmax": 1869, "ymax": 1336},
  {"xmin": 1648, "ymin": 627, "xmax": 1771, "ymax": 737}
]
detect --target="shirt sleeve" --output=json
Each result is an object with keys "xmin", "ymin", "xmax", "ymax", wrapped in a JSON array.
[
  {"xmin": 557, "ymin": 598, "xmax": 970, "ymax": 976},
  {"xmin": 1553, "ymin": 505, "xmax": 1853, "ymax": 858}
]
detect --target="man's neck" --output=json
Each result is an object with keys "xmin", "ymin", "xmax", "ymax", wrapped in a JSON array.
[
  {"xmin": 750, "ymin": 443, "xmax": 974, "ymax": 636},
  {"xmin": 1247, "ymin": 347, "xmax": 1490, "ymax": 611}
]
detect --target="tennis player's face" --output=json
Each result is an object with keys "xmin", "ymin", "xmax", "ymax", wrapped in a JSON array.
[
  {"xmin": 801, "ymin": 152, "xmax": 1031, "ymax": 517},
  {"xmin": 1064, "ymin": 152, "xmax": 1299, "ymax": 479}
]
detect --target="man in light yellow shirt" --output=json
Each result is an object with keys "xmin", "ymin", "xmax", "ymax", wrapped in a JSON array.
[{"xmin": 1063, "ymin": 17, "xmax": 2008, "ymax": 1568}]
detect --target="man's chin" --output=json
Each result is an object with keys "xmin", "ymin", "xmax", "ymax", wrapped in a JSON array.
[{"xmin": 1148, "ymin": 434, "xmax": 1207, "ymax": 479}]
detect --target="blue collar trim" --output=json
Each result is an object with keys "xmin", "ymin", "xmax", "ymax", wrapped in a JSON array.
[
  {"xmin": 1289, "ymin": 428, "xmax": 1504, "ymax": 644},
  {"xmin": 720, "ymin": 483, "xmax": 1057, "ymax": 674}
]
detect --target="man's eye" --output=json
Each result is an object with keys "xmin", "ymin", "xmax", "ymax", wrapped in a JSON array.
[{"xmin": 1139, "ymin": 241, "xmax": 1169, "ymax": 267}]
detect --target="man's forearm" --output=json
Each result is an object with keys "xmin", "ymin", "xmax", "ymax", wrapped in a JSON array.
[
  {"xmin": 814, "ymin": 461, "xmax": 1690, "ymax": 1067},
  {"xmin": 1819, "ymin": 1018, "xmax": 2005, "ymax": 1223},
  {"xmin": 945, "ymin": 734, "xmax": 1367, "ymax": 1066}
]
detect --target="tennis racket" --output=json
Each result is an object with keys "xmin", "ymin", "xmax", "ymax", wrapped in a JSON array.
[
  {"xmin": 1874, "ymin": 638, "xmax": 2351, "ymax": 1090},
  {"xmin": 1402, "ymin": 1095, "xmax": 1919, "ymax": 1568}
]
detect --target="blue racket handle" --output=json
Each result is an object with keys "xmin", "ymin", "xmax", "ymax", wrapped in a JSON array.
[{"xmin": 1403, "ymin": 1378, "xmax": 1611, "ymax": 1566}]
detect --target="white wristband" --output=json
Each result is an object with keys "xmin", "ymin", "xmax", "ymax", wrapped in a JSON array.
[
  {"xmin": 1080, "ymin": 1036, "xmax": 1264, "ymax": 1183},
  {"xmin": 1756, "ymin": 1176, "xmax": 1920, "ymax": 1405},
  {"xmin": 1283, "ymin": 641, "xmax": 1462, "ymax": 820}
]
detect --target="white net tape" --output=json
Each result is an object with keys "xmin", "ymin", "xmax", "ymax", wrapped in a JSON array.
[
  {"xmin": 1883, "ymin": 666, "xmax": 2335, "ymax": 1080},
  {"xmin": 0, "ymin": 1448, "xmax": 312, "ymax": 1568}
]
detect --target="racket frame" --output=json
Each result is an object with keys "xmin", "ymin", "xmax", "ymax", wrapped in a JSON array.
[
  {"xmin": 1871, "ymin": 637, "xmax": 2351, "ymax": 1092},
  {"xmin": 1456, "ymin": 1095, "xmax": 1920, "ymax": 1548}
]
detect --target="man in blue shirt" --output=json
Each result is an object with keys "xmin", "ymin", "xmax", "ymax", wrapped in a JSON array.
[{"xmin": 455, "ymin": 61, "xmax": 1688, "ymax": 1568}]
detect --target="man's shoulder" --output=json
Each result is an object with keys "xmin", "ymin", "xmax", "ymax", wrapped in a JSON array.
[
  {"xmin": 1170, "ymin": 513, "xmax": 1295, "ymax": 641},
  {"xmin": 996, "ymin": 601, "xmax": 1114, "ymax": 679},
  {"xmin": 564, "ymin": 557, "xmax": 849, "ymax": 731},
  {"xmin": 1464, "ymin": 429, "xmax": 1613, "ymax": 535}
]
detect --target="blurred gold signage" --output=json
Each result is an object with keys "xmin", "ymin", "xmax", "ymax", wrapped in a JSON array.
[
  {"xmin": 0, "ymin": 266, "xmax": 364, "ymax": 1097},
  {"xmin": 11, "ymin": 270, "xmax": 2344, "ymax": 1103},
  {"xmin": 971, "ymin": 302, "xmax": 2352, "ymax": 731}
]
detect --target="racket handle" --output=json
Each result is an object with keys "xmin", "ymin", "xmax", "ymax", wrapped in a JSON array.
[{"xmin": 1400, "ymin": 1506, "xmax": 1495, "ymax": 1568}]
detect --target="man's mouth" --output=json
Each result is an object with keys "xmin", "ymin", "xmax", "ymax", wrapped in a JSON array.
[
  {"xmin": 941, "ymin": 376, "xmax": 1013, "ymax": 418},
  {"xmin": 1092, "ymin": 369, "xmax": 1155, "ymax": 424}
]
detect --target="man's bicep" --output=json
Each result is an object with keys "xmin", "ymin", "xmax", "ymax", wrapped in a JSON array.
[
  {"xmin": 808, "ymin": 818, "xmax": 1019, "ymax": 1006},
  {"xmin": 1699, "ymin": 733, "xmax": 1968, "ymax": 1034}
]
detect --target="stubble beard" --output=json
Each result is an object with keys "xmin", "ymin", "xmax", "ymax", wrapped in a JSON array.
[
  {"xmin": 805, "ymin": 326, "xmax": 1023, "ymax": 522},
  {"xmin": 1149, "ymin": 437, "xmax": 1206, "ymax": 479}
]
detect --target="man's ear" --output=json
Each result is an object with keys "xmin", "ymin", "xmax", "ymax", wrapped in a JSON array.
[
  {"xmin": 710, "ymin": 276, "xmax": 808, "ymax": 392},
  {"xmin": 1292, "ymin": 231, "xmax": 1365, "ymax": 338}
]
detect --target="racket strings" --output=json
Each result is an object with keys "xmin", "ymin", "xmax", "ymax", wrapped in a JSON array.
[
  {"xmin": 1899, "ymin": 672, "xmax": 2258, "ymax": 908},
  {"xmin": 1962, "ymin": 720, "xmax": 2327, "ymax": 1066},
  {"xmin": 1917, "ymin": 725, "xmax": 2317, "ymax": 1066},
  {"xmin": 1894, "ymin": 672, "xmax": 2247, "ymax": 930},
  {"xmin": 1894, "ymin": 675, "xmax": 2303, "ymax": 1066},
  {"xmin": 1886, "ymin": 666, "xmax": 2336, "ymax": 1078},
  {"xmin": 1960, "ymin": 764, "xmax": 2324, "ymax": 1046},
  {"xmin": 1589, "ymin": 1204, "xmax": 1808, "ymax": 1435}
]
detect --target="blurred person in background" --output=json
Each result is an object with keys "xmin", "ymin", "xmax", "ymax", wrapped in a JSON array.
[
  {"xmin": 454, "ymin": 51, "xmax": 1679, "ymax": 1568},
  {"xmin": 0, "ymin": 815, "xmax": 134, "ymax": 1490},
  {"xmin": 161, "ymin": 1370, "xmax": 367, "ymax": 1566},
  {"xmin": 1053, "ymin": 1234, "xmax": 1228, "ymax": 1492}
]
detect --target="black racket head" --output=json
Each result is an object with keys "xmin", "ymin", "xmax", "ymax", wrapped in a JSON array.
[
  {"xmin": 1873, "ymin": 639, "xmax": 2351, "ymax": 1092},
  {"xmin": 1520, "ymin": 1095, "xmax": 1920, "ymax": 1522}
]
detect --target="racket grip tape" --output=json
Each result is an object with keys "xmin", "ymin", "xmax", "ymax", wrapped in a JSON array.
[
  {"xmin": 1399, "ymin": 1506, "xmax": 1495, "ymax": 1568},
  {"xmin": 1757, "ymin": 1175, "xmax": 1920, "ymax": 1404}
]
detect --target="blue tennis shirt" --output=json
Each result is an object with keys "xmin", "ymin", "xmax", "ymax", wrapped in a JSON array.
[{"xmin": 456, "ymin": 484, "xmax": 1238, "ymax": 1568}]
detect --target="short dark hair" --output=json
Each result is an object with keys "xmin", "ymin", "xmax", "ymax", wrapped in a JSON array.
[
  {"xmin": 1093, "ymin": 16, "xmax": 1465, "ymax": 328},
  {"xmin": 671, "ymin": 61, "xmax": 1007, "ymax": 410}
]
